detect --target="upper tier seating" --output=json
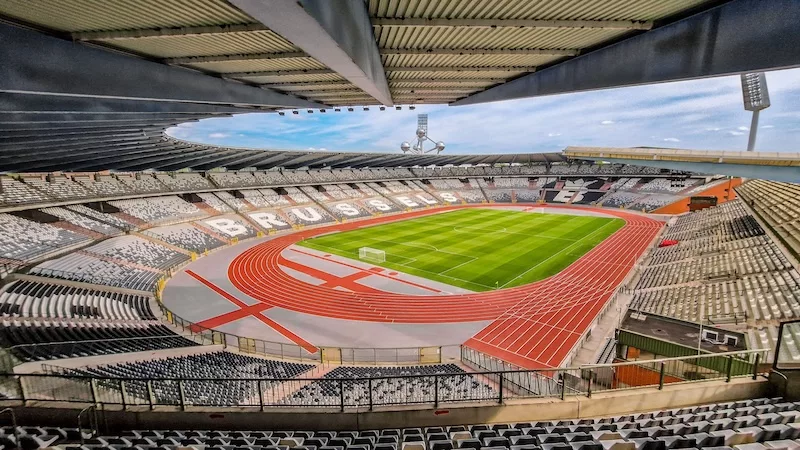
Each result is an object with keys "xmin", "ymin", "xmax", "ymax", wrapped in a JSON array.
[
  {"xmin": 24, "ymin": 175, "xmax": 93, "ymax": 200},
  {"xmin": 155, "ymin": 173, "xmax": 215, "ymax": 191},
  {"xmin": 627, "ymin": 194, "xmax": 679, "ymax": 212},
  {"xmin": 116, "ymin": 174, "xmax": 169, "ymax": 193},
  {"xmin": 208, "ymin": 172, "xmax": 259, "ymax": 188},
  {"xmin": 0, "ymin": 280, "xmax": 155, "ymax": 321},
  {"xmin": 75, "ymin": 174, "xmax": 131, "ymax": 197},
  {"xmin": 0, "ymin": 176, "xmax": 49, "ymax": 205},
  {"xmin": 40, "ymin": 207, "xmax": 123, "ymax": 237},
  {"xmin": 287, "ymin": 364, "xmax": 494, "ymax": 407},
  {"xmin": 144, "ymin": 223, "xmax": 227, "ymax": 253},
  {"xmin": 64, "ymin": 351, "xmax": 314, "ymax": 406},
  {"xmin": 5, "ymin": 397, "xmax": 800, "ymax": 450},
  {"xmin": 109, "ymin": 196, "xmax": 205, "ymax": 225},
  {"xmin": 0, "ymin": 213, "xmax": 91, "ymax": 263},
  {"xmin": 215, "ymin": 191, "xmax": 252, "ymax": 211},
  {"xmin": 0, "ymin": 321, "xmax": 197, "ymax": 361},
  {"xmin": 253, "ymin": 171, "xmax": 288, "ymax": 186}
]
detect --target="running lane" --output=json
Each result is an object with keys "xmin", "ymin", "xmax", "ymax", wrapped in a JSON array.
[{"xmin": 226, "ymin": 205, "xmax": 662, "ymax": 369}]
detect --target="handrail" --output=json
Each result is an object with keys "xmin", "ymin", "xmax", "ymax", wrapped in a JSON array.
[{"xmin": 580, "ymin": 348, "xmax": 768, "ymax": 369}]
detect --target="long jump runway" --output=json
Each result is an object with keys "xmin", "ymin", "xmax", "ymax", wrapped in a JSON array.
[{"xmin": 163, "ymin": 205, "xmax": 662, "ymax": 369}]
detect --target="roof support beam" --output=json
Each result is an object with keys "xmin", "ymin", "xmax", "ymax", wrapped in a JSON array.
[
  {"xmin": 71, "ymin": 23, "xmax": 268, "ymax": 41},
  {"xmin": 165, "ymin": 52, "xmax": 308, "ymax": 65},
  {"xmin": 381, "ymin": 48, "xmax": 578, "ymax": 56},
  {"xmin": 0, "ymin": 22, "xmax": 322, "ymax": 109},
  {"xmin": 453, "ymin": 0, "xmax": 800, "ymax": 106},
  {"xmin": 387, "ymin": 66, "xmax": 536, "ymax": 72},
  {"xmin": 226, "ymin": 69, "xmax": 336, "ymax": 78},
  {"xmin": 230, "ymin": 0, "xmax": 392, "ymax": 106},
  {"xmin": 388, "ymin": 78, "xmax": 505, "ymax": 84},
  {"xmin": 372, "ymin": 18, "xmax": 652, "ymax": 30}
]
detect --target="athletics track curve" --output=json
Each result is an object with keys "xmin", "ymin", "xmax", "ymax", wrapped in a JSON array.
[{"xmin": 227, "ymin": 205, "xmax": 663, "ymax": 369}]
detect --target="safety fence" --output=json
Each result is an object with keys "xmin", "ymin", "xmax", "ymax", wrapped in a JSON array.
[
  {"xmin": 0, "ymin": 348, "xmax": 769, "ymax": 411},
  {"xmin": 157, "ymin": 300, "xmax": 452, "ymax": 365}
]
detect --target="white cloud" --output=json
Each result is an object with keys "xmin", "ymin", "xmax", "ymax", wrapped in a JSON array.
[
  {"xmin": 737, "ymin": 126, "xmax": 749, "ymax": 131},
  {"xmin": 761, "ymin": 125, "xmax": 774, "ymax": 129},
  {"xmin": 705, "ymin": 127, "xmax": 721, "ymax": 132},
  {"xmin": 728, "ymin": 131, "xmax": 745, "ymax": 136},
  {"xmin": 547, "ymin": 132, "xmax": 562, "ymax": 137},
  {"xmin": 600, "ymin": 120, "xmax": 615, "ymax": 125},
  {"xmin": 663, "ymin": 138, "xmax": 681, "ymax": 142},
  {"xmin": 208, "ymin": 132, "xmax": 229, "ymax": 139}
]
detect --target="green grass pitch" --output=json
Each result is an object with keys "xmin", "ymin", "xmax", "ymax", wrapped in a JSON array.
[{"xmin": 297, "ymin": 208, "xmax": 624, "ymax": 292}]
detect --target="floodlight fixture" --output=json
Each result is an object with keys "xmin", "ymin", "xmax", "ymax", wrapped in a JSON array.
[
  {"xmin": 740, "ymin": 73, "xmax": 771, "ymax": 151},
  {"xmin": 395, "ymin": 106, "xmax": 402, "ymax": 111},
  {"xmin": 320, "ymin": 109, "xmax": 326, "ymax": 113},
  {"xmin": 409, "ymin": 105, "xmax": 416, "ymax": 110},
  {"xmin": 380, "ymin": 106, "xmax": 386, "ymax": 111},
  {"xmin": 292, "ymin": 110, "xmax": 299, "ymax": 115},
  {"xmin": 347, "ymin": 107, "xmax": 354, "ymax": 112},
  {"xmin": 334, "ymin": 108, "xmax": 341, "ymax": 112},
  {"xmin": 278, "ymin": 111, "xmax": 285, "ymax": 116},
  {"xmin": 363, "ymin": 107, "xmax": 369, "ymax": 111}
]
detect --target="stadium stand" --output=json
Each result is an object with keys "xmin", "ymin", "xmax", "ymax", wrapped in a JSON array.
[
  {"xmin": 64, "ymin": 205, "xmax": 137, "ymax": 230},
  {"xmin": 0, "ymin": 176, "xmax": 50, "ymax": 206},
  {"xmin": 5, "ymin": 396, "xmax": 796, "ymax": 448},
  {"xmin": 196, "ymin": 193, "xmax": 233, "ymax": 213},
  {"xmin": 155, "ymin": 173, "xmax": 215, "ymax": 191},
  {"xmin": 0, "ymin": 322, "xmax": 197, "ymax": 361},
  {"xmin": 0, "ymin": 280, "xmax": 155, "ymax": 321},
  {"xmin": 116, "ymin": 174, "xmax": 169, "ymax": 194},
  {"xmin": 143, "ymin": 224, "xmax": 227, "ymax": 253},
  {"xmin": 86, "ymin": 236, "xmax": 190, "ymax": 271},
  {"xmin": 199, "ymin": 215, "xmax": 259, "ymax": 240},
  {"xmin": 23, "ymin": 175, "xmax": 93, "ymax": 201},
  {"xmin": 40, "ymin": 207, "xmax": 123, "ymax": 237},
  {"xmin": 0, "ymin": 213, "xmax": 91, "ymax": 263},
  {"xmin": 287, "ymin": 364, "xmax": 494, "ymax": 407},
  {"xmin": 737, "ymin": 179, "xmax": 800, "ymax": 257},
  {"xmin": 59, "ymin": 351, "xmax": 314, "ymax": 406},
  {"xmin": 31, "ymin": 253, "xmax": 164, "ymax": 292},
  {"xmin": 108, "ymin": 196, "xmax": 206, "ymax": 225},
  {"xmin": 215, "ymin": 191, "xmax": 252, "ymax": 212}
]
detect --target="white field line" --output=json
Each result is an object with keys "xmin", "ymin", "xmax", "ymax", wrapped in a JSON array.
[{"xmin": 499, "ymin": 220, "xmax": 619, "ymax": 289}]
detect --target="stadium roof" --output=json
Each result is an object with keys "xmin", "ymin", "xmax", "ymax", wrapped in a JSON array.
[
  {"xmin": 1, "ymin": 0, "xmax": 798, "ymax": 172},
  {"xmin": 565, "ymin": 147, "xmax": 800, "ymax": 183}
]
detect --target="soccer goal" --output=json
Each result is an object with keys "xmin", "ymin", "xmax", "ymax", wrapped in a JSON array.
[{"xmin": 359, "ymin": 247, "xmax": 386, "ymax": 263}]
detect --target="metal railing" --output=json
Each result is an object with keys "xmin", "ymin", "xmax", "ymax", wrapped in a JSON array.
[
  {"xmin": 157, "ymin": 297, "xmax": 451, "ymax": 365},
  {"xmin": 1, "ymin": 348, "xmax": 769, "ymax": 411}
]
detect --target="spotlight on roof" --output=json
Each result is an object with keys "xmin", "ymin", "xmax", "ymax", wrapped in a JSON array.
[
  {"xmin": 363, "ymin": 107, "xmax": 369, "ymax": 111},
  {"xmin": 347, "ymin": 107, "xmax": 354, "ymax": 112},
  {"xmin": 320, "ymin": 109, "xmax": 326, "ymax": 113},
  {"xmin": 278, "ymin": 111, "xmax": 285, "ymax": 116},
  {"xmin": 307, "ymin": 109, "xmax": 313, "ymax": 114},
  {"xmin": 292, "ymin": 110, "xmax": 299, "ymax": 115},
  {"xmin": 334, "ymin": 108, "xmax": 341, "ymax": 112},
  {"xmin": 741, "ymin": 73, "xmax": 771, "ymax": 152},
  {"xmin": 396, "ymin": 106, "xmax": 402, "ymax": 111},
  {"xmin": 409, "ymin": 105, "xmax": 416, "ymax": 110},
  {"xmin": 380, "ymin": 106, "xmax": 386, "ymax": 111}
]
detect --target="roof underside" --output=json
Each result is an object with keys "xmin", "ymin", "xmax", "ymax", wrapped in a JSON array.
[{"xmin": 0, "ymin": 0, "xmax": 722, "ymax": 107}]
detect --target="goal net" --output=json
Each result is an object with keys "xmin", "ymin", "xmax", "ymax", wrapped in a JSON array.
[{"xmin": 359, "ymin": 247, "xmax": 386, "ymax": 263}]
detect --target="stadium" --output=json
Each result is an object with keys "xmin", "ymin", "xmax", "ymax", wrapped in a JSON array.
[{"xmin": 2, "ymin": 0, "xmax": 800, "ymax": 447}]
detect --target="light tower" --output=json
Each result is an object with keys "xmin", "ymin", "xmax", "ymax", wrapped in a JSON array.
[
  {"xmin": 741, "ymin": 73, "xmax": 770, "ymax": 151},
  {"xmin": 400, "ymin": 114, "xmax": 445, "ymax": 154}
]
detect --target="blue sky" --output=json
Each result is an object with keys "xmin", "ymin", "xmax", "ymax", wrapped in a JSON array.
[{"xmin": 168, "ymin": 68, "xmax": 800, "ymax": 154}]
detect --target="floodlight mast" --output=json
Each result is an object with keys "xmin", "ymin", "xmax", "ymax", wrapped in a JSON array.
[
  {"xmin": 400, "ymin": 114, "xmax": 445, "ymax": 154},
  {"xmin": 741, "ymin": 73, "xmax": 770, "ymax": 152}
]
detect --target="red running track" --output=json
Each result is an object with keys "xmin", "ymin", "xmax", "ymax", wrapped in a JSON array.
[{"xmin": 227, "ymin": 205, "xmax": 662, "ymax": 369}]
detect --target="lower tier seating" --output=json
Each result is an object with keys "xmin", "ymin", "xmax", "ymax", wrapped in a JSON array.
[
  {"xmin": 2, "ymin": 397, "xmax": 799, "ymax": 450},
  {"xmin": 0, "ymin": 321, "xmax": 198, "ymax": 361}
]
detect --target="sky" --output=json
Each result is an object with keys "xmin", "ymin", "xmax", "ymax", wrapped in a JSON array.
[{"xmin": 167, "ymin": 68, "xmax": 800, "ymax": 155}]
